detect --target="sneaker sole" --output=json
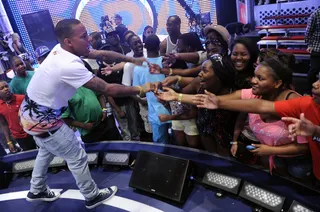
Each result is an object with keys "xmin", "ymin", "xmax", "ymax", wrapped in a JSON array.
[
  {"xmin": 85, "ymin": 187, "xmax": 118, "ymax": 209},
  {"xmin": 26, "ymin": 193, "xmax": 61, "ymax": 202}
]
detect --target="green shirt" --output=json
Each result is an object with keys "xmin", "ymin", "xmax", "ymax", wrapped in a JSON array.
[
  {"xmin": 61, "ymin": 87, "xmax": 103, "ymax": 136},
  {"xmin": 9, "ymin": 71, "xmax": 34, "ymax": 94}
]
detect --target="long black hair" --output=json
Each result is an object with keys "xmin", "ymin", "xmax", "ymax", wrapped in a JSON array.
[
  {"xmin": 230, "ymin": 37, "xmax": 259, "ymax": 89},
  {"xmin": 230, "ymin": 37, "xmax": 259, "ymax": 76},
  {"xmin": 209, "ymin": 54, "xmax": 236, "ymax": 89},
  {"xmin": 142, "ymin": 25, "xmax": 153, "ymax": 43}
]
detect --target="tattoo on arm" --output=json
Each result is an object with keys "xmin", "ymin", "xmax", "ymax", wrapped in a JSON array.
[
  {"xmin": 83, "ymin": 76, "xmax": 107, "ymax": 94},
  {"xmin": 83, "ymin": 76, "xmax": 139, "ymax": 97},
  {"xmin": 87, "ymin": 49, "xmax": 134, "ymax": 63}
]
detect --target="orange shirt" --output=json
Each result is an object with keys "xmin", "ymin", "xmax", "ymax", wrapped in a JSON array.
[
  {"xmin": 0, "ymin": 94, "xmax": 27, "ymax": 139},
  {"xmin": 275, "ymin": 96, "xmax": 320, "ymax": 180}
]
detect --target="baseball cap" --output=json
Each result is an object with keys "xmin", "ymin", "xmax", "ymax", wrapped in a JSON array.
[
  {"xmin": 35, "ymin": 46, "xmax": 50, "ymax": 58},
  {"xmin": 204, "ymin": 24, "xmax": 231, "ymax": 46},
  {"xmin": 114, "ymin": 14, "xmax": 122, "ymax": 20}
]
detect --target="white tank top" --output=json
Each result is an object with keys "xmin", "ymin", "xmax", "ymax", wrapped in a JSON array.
[{"xmin": 166, "ymin": 36, "xmax": 177, "ymax": 54}]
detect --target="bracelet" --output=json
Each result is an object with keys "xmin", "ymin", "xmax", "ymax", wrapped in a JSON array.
[
  {"xmin": 102, "ymin": 108, "xmax": 107, "ymax": 113},
  {"xmin": 230, "ymin": 141, "xmax": 238, "ymax": 145},
  {"xmin": 7, "ymin": 141, "xmax": 12, "ymax": 145},
  {"xmin": 178, "ymin": 93, "xmax": 183, "ymax": 103},
  {"xmin": 169, "ymin": 68, "xmax": 173, "ymax": 76},
  {"xmin": 136, "ymin": 86, "xmax": 143, "ymax": 96},
  {"xmin": 176, "ymin": 76, "xmax": 182, "ymax": 85}
]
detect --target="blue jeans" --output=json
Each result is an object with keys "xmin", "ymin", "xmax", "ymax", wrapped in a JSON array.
[
  {"xmin": 274, "ymin": 155, "xmax": 313, "ymax": 179},
  {"xmin": 151, "ymin": 123, "xmax": 169, "ymax": 144},
  {"xmin": 30, "ymin": 124, "xmax": 99, "ymax": 200},
  {"xmin": 113, "ymin": 102, "xmax": 140, "ymax": 141}
]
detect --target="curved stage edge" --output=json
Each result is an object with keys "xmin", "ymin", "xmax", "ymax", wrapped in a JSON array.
[{"xmin": 0, "ymin": 141, "xmax": 319, "ymax": 211}]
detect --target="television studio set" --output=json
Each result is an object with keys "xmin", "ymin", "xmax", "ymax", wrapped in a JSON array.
[{"xmin": 0, "ymin": 0, "xmax": 319, "ymax": 211}]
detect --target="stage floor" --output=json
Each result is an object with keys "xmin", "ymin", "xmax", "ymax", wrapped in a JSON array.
[{"xmin": 0, "ymin": 167, "xmax": 253, "ymax": 212}]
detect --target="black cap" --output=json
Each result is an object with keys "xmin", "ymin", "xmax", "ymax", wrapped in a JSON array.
[{"xmin": 114, "ymin": 14, "xmax": 122, "ymax": 20}]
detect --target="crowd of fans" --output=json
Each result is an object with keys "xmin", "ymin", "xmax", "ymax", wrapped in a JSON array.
[{"xmin": 1, "ymin": 9, "xmax": 320, "ymax": 190}]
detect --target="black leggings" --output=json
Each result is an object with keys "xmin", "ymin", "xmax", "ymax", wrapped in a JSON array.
[
  {"xmin": 15, "ymin": 135, "xmax": 37, "ymax": 151},
  {"xmin": 307, "ymin": 51, "xmax": 320, "ymax": 94}
]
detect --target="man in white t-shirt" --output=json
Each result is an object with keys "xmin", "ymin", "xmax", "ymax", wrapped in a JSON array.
[{"xmin": 19, "ymin": 19, "xmax": 154, "ymax": 209}]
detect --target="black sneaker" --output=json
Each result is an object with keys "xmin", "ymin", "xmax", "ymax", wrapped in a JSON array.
[
  {"xmin": 85, "ymin": 186, "xmax": 117, "ymax": 209},
  {"xmin": 26, "ymin": 189, "xmax": 60, "ymax": 202}
]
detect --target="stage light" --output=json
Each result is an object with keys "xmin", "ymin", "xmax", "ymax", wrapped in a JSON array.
[
  {"xmin": 49, "ymin": 157, "xmax": 65, "ymax": 168},
  {"xmin": 102, "ymin": 153, "xmax": 130, "ymax": 166},
  {"xmin": 288, "ymin": 200, "xmax": 314, "ymax": 212},
  {"xmin": 202, "ymin": 169, "xmax": 242, "ymax": 194},
  {"xmin": 12, "ymin": 157, "xmax": 66, "ymax": 173},
  {"xmin": 87, "ymin": 152, "xmax": 99, "ymax": 165},
  {"xmin": 239, "ymin": 181, "xmax": 285, "ymax": 212}
]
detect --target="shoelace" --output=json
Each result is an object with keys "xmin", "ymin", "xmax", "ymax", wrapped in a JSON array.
[
  {"xmin": 45, "ymin": 189, "xmax": 56, "ymax": 197},
  {"xmin": 99, "ymin": 188, "xmax": 111, "ymax": 196}
]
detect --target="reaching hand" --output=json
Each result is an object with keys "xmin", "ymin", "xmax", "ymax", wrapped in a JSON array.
[
  {"xmin": 132, "ymin": 57, "xmax": 147, "ymax": 66},
  {"xmin": 152, "ymin": 82, "xmax": 162, "ymax": 94},
  {"xmin": 158, "ymin": 114, "xmax": 171, "ymax": 122},
  {"xmin": 156, "ymin": 87, "xmax": 178, "ymax": 102},
  {"xmin": 192, "ymin": 90, "xmax": 219, "ymax": 109},
  {"xmin": 149, "ymin": 64, "xmax": 162, "ymax": 74},
  {"xmin": 250, "ymin": 144, "xmax": 274, "ymax": 156},
  {"xmin": 163, "ymin": 53, "xmax": 178, "ymax": 67},
  {"xmin": 141, "ymin": 82, "xmax": 156, "ymax": 94},
  {"xmin": 162, "ymin": 60, "xmax": 170, "ymax": 69},
  {"xmin": 307, "ymin": 47, "xmax": 313, "ymax": 53},
  {"xmin": 230, "ymin": 144, "xmax": 238, "ymax": 157},
  {"xmin": 101, "ymin": 64, "xmax": 113, "ymax": 76},
  {"xmin": 282, "ymin": 113, "xmax": 316, "ymax": 141},
  {"xmin": 7, "ymin": 142, "xmax": 17, "ymax": 153},
  {"xmin": 82, "ymin": 122, "xmax": 95, "ymax": 131},
  {"xmin": 162, "ymin": 76, "xmax": 179, "ymax": 87}
]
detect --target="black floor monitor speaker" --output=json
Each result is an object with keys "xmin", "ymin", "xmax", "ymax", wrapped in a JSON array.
[{"xmin": 129, "ymin": 151, "xmax": 195, "ymax": 204}]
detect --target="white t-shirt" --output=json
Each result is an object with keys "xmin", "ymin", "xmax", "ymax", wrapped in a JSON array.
[
  {"xmin": 122, "ymin": 62, "xmax": 136, "ymax": 86},
  {"xmin": 27, "ymin": 44, "xmax": 93, "ymax": 109},
  {"xmin": 19, "ymin": 44, "xmax": 93, "ymax": 135},
  {"xmin": 122, "ymin": 49, "xmax": 148, "ymax": 86}
]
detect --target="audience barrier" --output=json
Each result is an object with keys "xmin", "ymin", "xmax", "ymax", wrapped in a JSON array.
[{"xmin": 0, "ymin": 141, "xmax": 319, "ymax": 211}]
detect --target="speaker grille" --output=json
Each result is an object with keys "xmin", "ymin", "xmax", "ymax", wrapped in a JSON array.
[{"xmin": 129, "ymin": 151, "xmax": 194, "ymax": 203}]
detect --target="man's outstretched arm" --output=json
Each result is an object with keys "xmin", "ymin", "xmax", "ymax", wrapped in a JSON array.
[
  {"xmin": 83, "ymin": 75, "xmax": 151, "ymax": 97},
  {"xmin": 88, "ymin": 49, "xmax": 145, "ymax": 65}
]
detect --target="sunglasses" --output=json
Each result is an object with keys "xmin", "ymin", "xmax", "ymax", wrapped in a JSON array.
[{"xmin": 210, "ymin": 54, "xmax": 223, "ymax": 66}]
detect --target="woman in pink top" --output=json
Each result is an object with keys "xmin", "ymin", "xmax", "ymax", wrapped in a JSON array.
[
  {"xmin": 198, "ymin": 55, "xmax": 312, "ymax": 178},
  {"xmin": 241, "ymin": 88, "xmax": 309, "ymax": 175}
]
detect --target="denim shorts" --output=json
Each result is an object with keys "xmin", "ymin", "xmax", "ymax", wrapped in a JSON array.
[{"xmin": 274, "ymin": 155, "xmax": 313, "ymax": 179}]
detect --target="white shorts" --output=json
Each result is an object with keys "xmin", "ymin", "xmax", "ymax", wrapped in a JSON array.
[{"xmin": 171, "ymin": 119, "xmax": 199, "ymax": 136}]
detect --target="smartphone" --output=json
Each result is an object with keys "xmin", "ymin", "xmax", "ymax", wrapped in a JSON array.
[{"xmin": 246, "ymin": 145, "xmax": 257, "ymax": 151}]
